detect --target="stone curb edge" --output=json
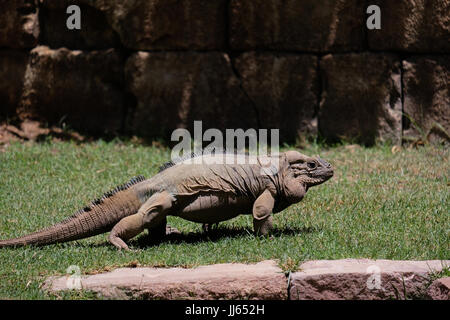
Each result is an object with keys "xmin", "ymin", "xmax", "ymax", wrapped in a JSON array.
[{"xmin": 43, "ymin": 259, "xmax": 450, "ymax": 300}]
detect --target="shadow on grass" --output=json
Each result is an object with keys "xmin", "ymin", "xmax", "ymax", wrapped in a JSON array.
[
  {"xmin": 129, "ymin": 225, "xmax": 320, "ymax": 249},
  {"xmin": 22, "ymin": 225, "xmax": 319, "ymax": 250}
]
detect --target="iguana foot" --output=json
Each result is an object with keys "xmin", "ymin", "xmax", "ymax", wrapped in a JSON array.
[
  {"xmin": 108, "ymin": 234, "xmax": 131, "ymax": 251},
  {"xmin": 165, "ymin": 225, "xmax": 181, "ymax": 236},
  {"xmin": 202, "ymin": 223, "xmax": 219, "ymax": 234}
]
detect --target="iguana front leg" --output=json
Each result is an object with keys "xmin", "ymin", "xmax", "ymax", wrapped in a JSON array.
[
  {"xmin": 109, "ymin": 191, "xmax": 174, "ymax": 250},
  {"xmin": 252, "ymin": 189, "xmax": 275, "ymax": 236}
]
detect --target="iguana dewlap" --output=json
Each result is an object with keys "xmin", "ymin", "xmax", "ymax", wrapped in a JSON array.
[{"xmin": 0, "ymin": 151, "xmax": 333, "ymax": 250}]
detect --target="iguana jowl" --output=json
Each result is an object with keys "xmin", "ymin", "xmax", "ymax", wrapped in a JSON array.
[{"xmin": 0, "ymin": 151, "xmax": 333, "ymax": 250}]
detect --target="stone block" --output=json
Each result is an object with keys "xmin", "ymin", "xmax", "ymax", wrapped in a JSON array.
[
  {"xmin": 319, "ymin": 53, "xmax": 402, "ymax": 145},
  {"xmin": 230, "ymin": 0, "xmax": 365, "ymax": 52},
  {"xmin": 125, "ymin": 52, "xmax": 257, "ymax": 140},
  {"xmin": 368, "ymin": 0, "xmax": 450, "ymax": 52},
  {"xmin": 290, "ymin": 259, "xmax": 449, "ymax": 300},
  {"xmin": 19, "ymin": 46, "xmax": 125, "ymax": 136},
  {"xmin": 235, "ymin": 52, "xmax": 318, "ymax": 143},
  {"xmin": 44, "ymin": 260, "xmax": 288, "ymax": 300},
  {"xmin": 402, "ymin": 56, "xmax": 450, "ymax": 143}
]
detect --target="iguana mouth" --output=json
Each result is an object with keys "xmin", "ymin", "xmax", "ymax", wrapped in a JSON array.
[
  {"xmin": 306, "ymin": 176, "xmax": 330, "ymax": 186},
  {"xmin": 307, "ymin": 167, "xmax": 334, "ymax": 186}
]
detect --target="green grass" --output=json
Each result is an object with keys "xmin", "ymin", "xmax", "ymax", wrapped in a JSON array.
[{"xmin": 0, "ymin": 140, "xmax": 448, "ymax": 299}]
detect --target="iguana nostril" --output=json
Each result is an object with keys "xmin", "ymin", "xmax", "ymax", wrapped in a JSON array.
[{"xmin": 317, "ymin": 157, "xmax": 331, "ymax": 168}]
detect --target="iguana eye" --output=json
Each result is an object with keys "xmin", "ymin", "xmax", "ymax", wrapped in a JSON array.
[{"xmin": 307, "ymin": 162, "xmax": 316, "ymax": 169}]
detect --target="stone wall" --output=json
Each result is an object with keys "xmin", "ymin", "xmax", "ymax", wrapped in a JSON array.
[{"xmin": 0, "ymin": 0, "xmax": 449, "ymax": 144}]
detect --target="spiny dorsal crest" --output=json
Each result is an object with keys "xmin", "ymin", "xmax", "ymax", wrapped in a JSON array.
[
  {"xmin": 88, "ymin": 175, "xmax": 146, "ymax": 209},
  {"xmin": 158, "ymin": 152, "xmax": 202, "ymax": 172},
  {"xmin": 65, "ymin": 175, "xmax": 146, "ymax": 219}
]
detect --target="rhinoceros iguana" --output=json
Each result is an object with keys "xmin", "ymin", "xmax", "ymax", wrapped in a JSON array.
[{"xmin": 0, "ymin": 151, "xmax": 333, "ymax": 250}]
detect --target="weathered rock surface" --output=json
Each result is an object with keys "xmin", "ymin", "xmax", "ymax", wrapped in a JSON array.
[
  {"xmin": 1, "ymin": 1, "xmax": 449, "ymax": 145},
  {"xmin": 0, "ymin": 50, "xmax": 29, "ymax": 120},
  {"xmin": 368, "ymin": 0, "xmax": 450, "ymax": 52},
  {"xmin": 402, "ymin": 56, "xmax": 450, "ymax": 143},
  {"xmin": 40, "ymin": 1, "xmax": 120, "ymax": 49},
  {"xmin": 18, "ymin": 46, "xmax": 125, "ymax": 136},
  {"xmin": 289, "ymin": 259, "xmax": 450, "ymax": 300},
  {"xmin": 125, "ymin": 52, "xmax": 257, "ymax": 140},
  {"xmin": 427, "ymin": 277, "xmax": 450, "ymax": 300},
  {"xmin": 319, "ymin": 53, "xmax": 402, "ymax": 145},
  {"xmin": 230, "ymin": 0, "xmax": 365, "ymax": 51},
  {"xmin": 43, "ymin": 0, "xmax": 226, "ymax": 50},
  {"xmin": 43, "ymin": 260, "xmax": 287, "ymax": 300},
  {"xmin": 234, "ymin": 52, "xmax": 318, "ymax": 143},
  {"xmin": 0, "ymin": 0, "xmax": 39, "ymax": 48}
]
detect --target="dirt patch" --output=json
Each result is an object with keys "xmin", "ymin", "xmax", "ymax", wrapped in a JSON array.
[{"xmin": 0, "ymin": 120, "xmax": 85, "ymax": 150}]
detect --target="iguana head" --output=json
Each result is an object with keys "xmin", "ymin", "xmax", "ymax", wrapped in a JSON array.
[
  {"xmin": 271, "ymin": 151, "xmax": 334, "ymax": 211},
  {"xmin": 284, "ymin": 150, "xmax": 334, "ymax": 188}
]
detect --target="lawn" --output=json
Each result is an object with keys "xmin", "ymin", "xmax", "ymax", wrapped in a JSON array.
[{"xmin": 0, "ymin": 140, "xmax": 448, "ymax": 299}]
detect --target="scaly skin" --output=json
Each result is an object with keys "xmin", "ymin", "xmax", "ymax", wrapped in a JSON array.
[{"xmin": 0, "ymin": 151, "xmax": 333, "ymax": 250}]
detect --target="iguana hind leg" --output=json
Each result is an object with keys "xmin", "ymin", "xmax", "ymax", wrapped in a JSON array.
[{"xmin": 109, "ymin": 191, "xmax": 175, "ymax": 250}]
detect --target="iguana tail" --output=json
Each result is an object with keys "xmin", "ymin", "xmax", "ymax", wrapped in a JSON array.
[{"xmin": 0, "ymin": 176, "xmax": 146, "ymax": 248}]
